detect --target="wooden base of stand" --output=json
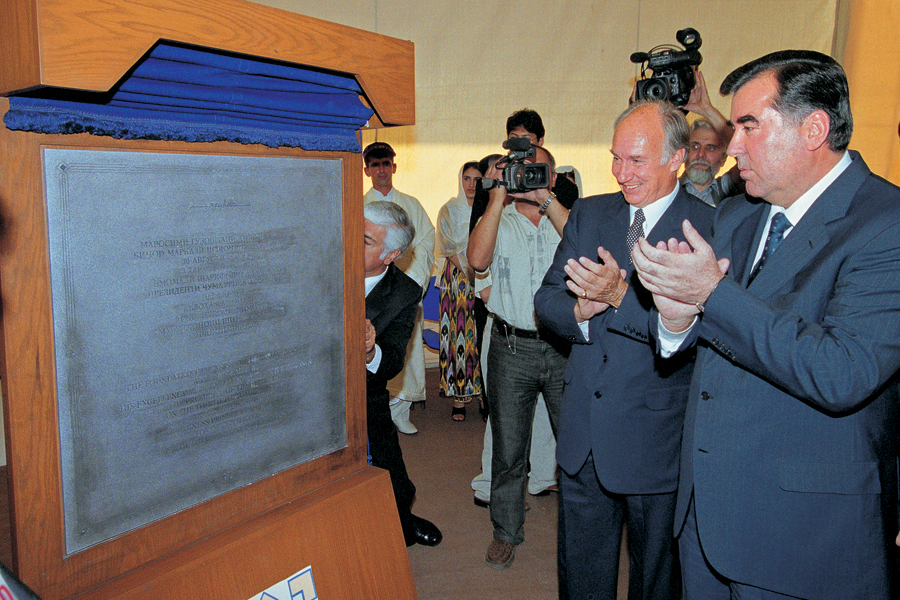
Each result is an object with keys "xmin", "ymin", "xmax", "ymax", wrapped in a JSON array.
[{"xmin": 66, "ymin": 468, "xmax": 416, "ymax": 600}]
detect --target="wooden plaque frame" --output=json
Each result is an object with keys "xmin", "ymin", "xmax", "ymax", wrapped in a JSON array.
[{"xmin": 0, "ymin": 1, "xmax": 416, "ymax": 598}]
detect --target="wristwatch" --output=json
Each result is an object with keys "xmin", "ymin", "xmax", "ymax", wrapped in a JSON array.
[{"xmin": 539, "ymin": 191, "xmax": 556, "ymax": 213}]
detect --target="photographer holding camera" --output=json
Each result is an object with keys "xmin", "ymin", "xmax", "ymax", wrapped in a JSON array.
[
  {"xmin": 680, "ymin": 69, "xmax": 743, "ymax": 207},
  {"xmin": 466, "ymin": 143, "xmax": 570, "ymax": 569},
  {"xmin": 630, "ymin": 28, "xmax": 742, "ymax": 208}
]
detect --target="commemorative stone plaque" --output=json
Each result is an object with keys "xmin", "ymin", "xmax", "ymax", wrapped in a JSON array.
[{"xmin": 43, "ymin": 149, "xmax": 347, "ymax": 554}]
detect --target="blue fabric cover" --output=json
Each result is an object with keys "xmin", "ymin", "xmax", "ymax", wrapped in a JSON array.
[{"xmin": 4, "ymin": 43, "xmax": 374, "ymax": 152}]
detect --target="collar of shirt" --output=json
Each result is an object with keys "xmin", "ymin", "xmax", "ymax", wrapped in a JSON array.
[
  {"xmin": 629, "ymin": 181, "xmax": 680, "ymax": 235},
  {"xmin": 365, "ymin": 269, "xmax": 388, "ymax": 297},
  {"xmin": 368, "ymin": 187, "xmax": 396, "ymax": 202},
  {"xmin": 754, "ymin": 151, "xmax": 851, "ymax": 263}
]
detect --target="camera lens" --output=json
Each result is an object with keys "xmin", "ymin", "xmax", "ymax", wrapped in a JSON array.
[{"xmin": 643, "ymin": 79, "xmax": 669, "ymax": 100}]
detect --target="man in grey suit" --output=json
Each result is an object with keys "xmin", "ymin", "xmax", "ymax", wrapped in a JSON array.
[
  {"xmin": 534, "ymin": 100, "xmax": 714, "ymax": 599},
  {"xmin": 634, "ymin": 50, "xmax": 900, "ymax": 599}
]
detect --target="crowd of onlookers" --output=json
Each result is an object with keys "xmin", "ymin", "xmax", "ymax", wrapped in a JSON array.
[{"xmin": 362, "ymin": 49, "xmax": 900, "ymax": 600}]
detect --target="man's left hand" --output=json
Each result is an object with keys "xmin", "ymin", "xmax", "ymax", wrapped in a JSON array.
[
  {"xmin": 365, "ymin": 319, "xmax": 376, "ymax": 363},
  {"xmin": 632, "ymin": 219, "xmax": 729, "ymax": 305},
  {"xmin": 565, "ymin": 247, "xmax": 628, "ymax": 320}
]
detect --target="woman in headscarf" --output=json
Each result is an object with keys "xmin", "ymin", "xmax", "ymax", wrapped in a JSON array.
[{"xmin": 434, "ymin": 161, "xmax": 484, "ymax": 421}]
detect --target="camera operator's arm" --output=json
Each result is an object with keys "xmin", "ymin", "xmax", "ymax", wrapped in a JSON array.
[
  {"xmin": 683, "ymin": 68, "xmax": 741, "ymax": 185},
  {"xmin": 532, "ymin": 188, "xmax": 569, "ymax": 236},
  {"xmin": 467, "ymin": 163, "xmax": 508, "ymax": 272},
  {"xmin": 683, "ymin": 69, "xmax": 732, "ymax": 144}
]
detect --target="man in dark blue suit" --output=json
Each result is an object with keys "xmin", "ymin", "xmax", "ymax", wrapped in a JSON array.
[
  {"xmin": 634, "ymin": 50, "xmax": 900, "ymax": 599},
  {"xmin": 364, "ymin": 200, "xmax": 441, "ymax": 548},
  {"xmin": 534, "ymin": 100, "xmax": 714, "ymax": 599}
]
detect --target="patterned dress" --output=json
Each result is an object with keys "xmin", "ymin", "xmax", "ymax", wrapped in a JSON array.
[
  {"xmin": 435, "ymin": 188, "xmax": 483, "ymax": 401},
  {"xmin": 438, "ymin": 260, "xmax": 482, "ymax": 398}
]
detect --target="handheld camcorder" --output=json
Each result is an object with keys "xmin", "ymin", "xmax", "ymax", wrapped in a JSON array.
[
  {"xmin": 630, "ymin": 28, "xmax": 703, "ymax": 108},
  {"xmin": 482, "ymin": 138, "xmax": 551, "ymax": 194}
]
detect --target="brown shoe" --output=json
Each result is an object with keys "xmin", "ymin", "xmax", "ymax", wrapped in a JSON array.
[{"xmin": 485, "ymin": 539, "xmax": 517, "ymax": 569}]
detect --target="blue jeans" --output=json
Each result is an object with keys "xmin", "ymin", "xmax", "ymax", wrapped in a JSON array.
[{"xmin": 487, "ymin": 322, "xmax": 567, "ymax": 544}]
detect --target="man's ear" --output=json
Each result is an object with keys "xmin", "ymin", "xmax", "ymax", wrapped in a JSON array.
[
  {"xmin": 364, "ymin": 165, "xmax": 371, "ymax": 177},
  {"xmin": 803, "ymin": 110, "xmax": 831, "ymax": 151},
  {"xmin": 669, "ymin": 147, "xmax": 687, "ymax": 172},
  {"xmin": 382, "ymin": 248, "xmax": 402, "ymax": 266}
]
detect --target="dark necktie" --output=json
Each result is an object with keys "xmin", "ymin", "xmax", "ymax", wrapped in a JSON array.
[
  {"xmin": 626, "ymin": 208, "xmax": 645, "ymax": 263},
  {"xmin": 748, "ymin": 211, "xmax": 791, "ymax": 283}
]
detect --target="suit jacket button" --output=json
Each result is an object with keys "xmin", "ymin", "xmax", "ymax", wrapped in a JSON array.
[
  {"xmin": 701, "ymin": 391, "xmax": 710, "ymax": 401},
  {"xmin": 602, "ymin": 355, "xmax": 608, "ymax": 363},
  {"xmin": 594, "ymin": 391, "xmax": 602, "ymax": 398}
]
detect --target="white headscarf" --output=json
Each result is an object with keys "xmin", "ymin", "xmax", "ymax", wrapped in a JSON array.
[{"xmin": 434, "ymin": 162, "xmax": 480, "ymax": 286}]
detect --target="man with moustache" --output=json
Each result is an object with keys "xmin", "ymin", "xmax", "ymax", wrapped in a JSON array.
[
  {"xmin": 680, "ymin": 70, "xmax": 742, "ymax": 207},
  {"xmin": 534, "ymin": 100, "xmax": 714, "ymax": 599},
  {"xmin": 634, "ymin": 50, "xmax": 900, "ymax": 599}
]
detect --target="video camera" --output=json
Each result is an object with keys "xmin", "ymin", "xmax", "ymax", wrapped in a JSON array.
[
  {"xmin": 630, "ymin": 28, "xmax": 703, "ymax": 108},
  {"xmin": 482, "ymin": 138, "xmax": 552, "ymax": 194}
]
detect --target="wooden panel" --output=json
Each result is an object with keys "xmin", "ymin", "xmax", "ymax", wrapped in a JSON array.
[
  {"xmin": 70, "ymin": 469, "xmax": 417, "ymax": 600},
  {"xmin": 0, "ymin": 0, "xmax": 414, "ymax": 126},
  {"xmin": 0, "ymin": 98, "xmax": 380, "ymax": 599}
]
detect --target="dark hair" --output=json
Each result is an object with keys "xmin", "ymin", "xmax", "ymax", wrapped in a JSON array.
[
  {"xmin": 720, "ymin": 50, "xmax": 852, "ymax": 152},
  {"xmin": 363, "ymin": 141, "xmax": 396, "ymax": 166},
  {"xmin": 506, "ymin": 108, "xmax": 545, "ymax": 140},
  {"xmin": 462, "ymin": 160, "xmax": 482, "ymax": 175}
]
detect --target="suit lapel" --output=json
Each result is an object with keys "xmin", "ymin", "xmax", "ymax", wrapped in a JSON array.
[
  {"xmin": 646, "ymin": 189, "xmax": 693, "ymax": 245},
  {"xmin": 365, "ymin": 265, "xmax": 395, "ymax": 323},
  {"xmin": 725, "ymin": 202, "xmax": 769, "ymax": 286},
  {"xmin": 606, "ymin": 196, "xmax": 632, "ymax": 269}
]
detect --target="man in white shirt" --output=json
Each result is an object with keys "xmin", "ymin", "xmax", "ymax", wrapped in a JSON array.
[{"xmin": 467, "ymin": 144, "xmax": 569, "ymax": 569}]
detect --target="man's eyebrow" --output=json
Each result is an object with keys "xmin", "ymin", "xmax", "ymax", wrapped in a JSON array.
[{"xmin": 735, "ymin": 115, "xmax": 759, "ymax": 126}]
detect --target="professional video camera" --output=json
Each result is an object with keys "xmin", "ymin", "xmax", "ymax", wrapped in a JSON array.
[
  {"xmin": 630, "ymin": 28, "xmax": 703, "ymax": 108},
  {"xmin": 482, "ymin": 138, "xmax": 551, "ymax": 194}
]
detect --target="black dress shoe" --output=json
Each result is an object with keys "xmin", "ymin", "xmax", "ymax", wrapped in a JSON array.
[{"xmin": 403, "ymin": 514, "xmax": 442, "ymax": 547}]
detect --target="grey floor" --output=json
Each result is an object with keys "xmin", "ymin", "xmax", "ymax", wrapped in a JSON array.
[{"xmin": 399, "ymin": 367, "xmax": 629, "ymax": 599}]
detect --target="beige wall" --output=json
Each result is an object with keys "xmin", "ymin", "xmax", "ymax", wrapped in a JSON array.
[
  {"xmin": 255, "ymin": 0, "xmax": 844, "ymax": 220},
  {"xmin": 840, "ymin": 0, "xmax": 900, "ymax": 184}
]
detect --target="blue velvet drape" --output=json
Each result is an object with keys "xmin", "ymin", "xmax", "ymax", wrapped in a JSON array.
[{"xmin": 4, "ymin": 44, "xmax": 374, "ymax": 152}]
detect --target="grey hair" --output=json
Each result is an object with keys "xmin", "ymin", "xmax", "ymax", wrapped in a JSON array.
[
  {"xmin": 615, "ymin": 99, "xmax": 690, "ymax": 164},
  {"xmin": 364, "ymin": 200, "xmax": 415, "ymax": 258},
  {"xmin": 690, "ymin": 118, "xmax": 716, "ymax": 134}
]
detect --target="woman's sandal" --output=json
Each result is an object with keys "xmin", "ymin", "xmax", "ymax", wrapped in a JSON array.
[{"xmin": 452, "ymin": 405, "xmax": 466, "ymax": 422}]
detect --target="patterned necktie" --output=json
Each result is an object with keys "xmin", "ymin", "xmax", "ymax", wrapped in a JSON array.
[
  {"xmin": 748, "ymin": 211, "xmax": 791, "ymax": 283},
  {"xmin": 626, "ymin": 208, "xmax": 645, "ymax": 264}
]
